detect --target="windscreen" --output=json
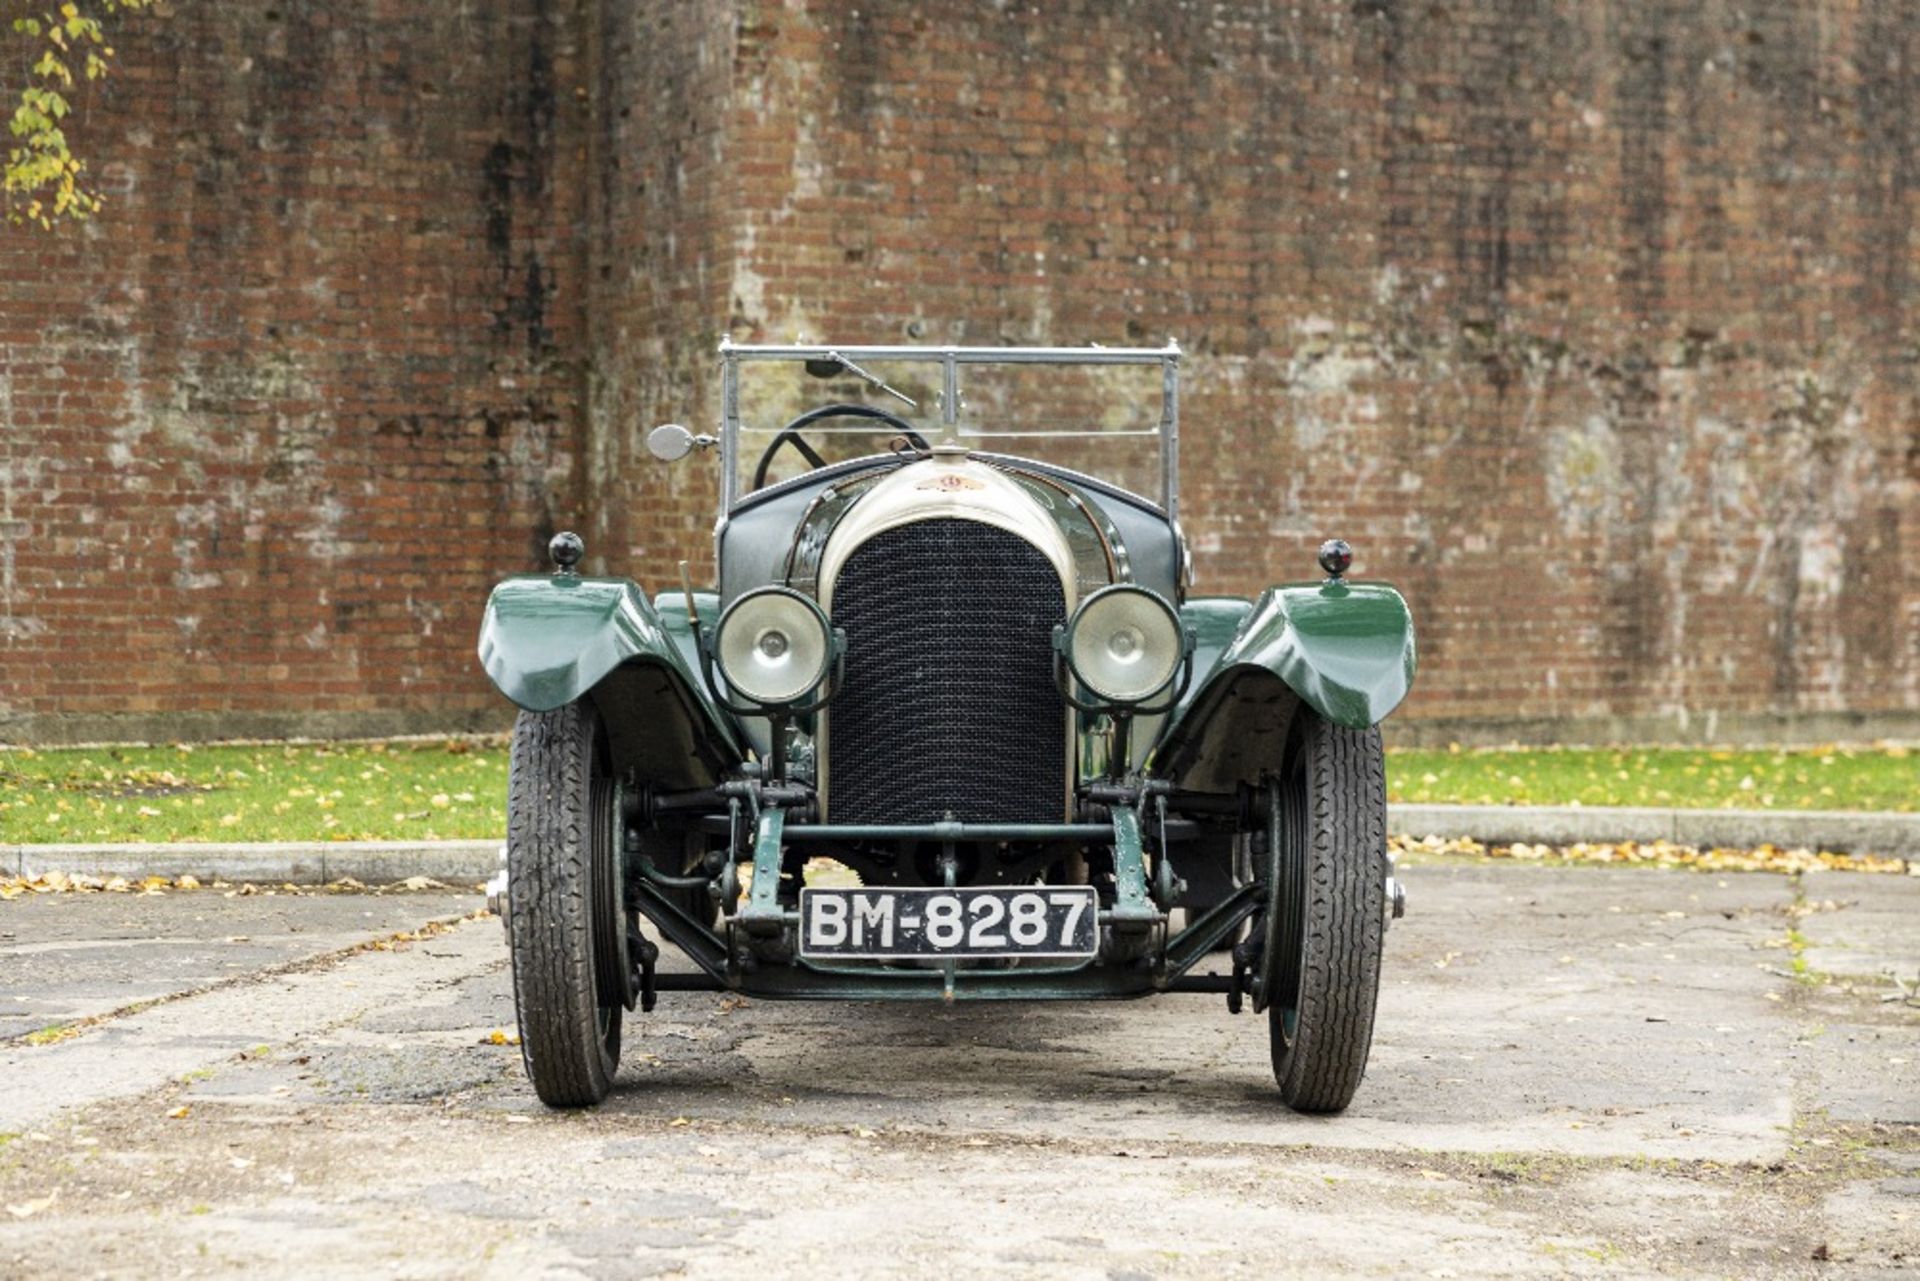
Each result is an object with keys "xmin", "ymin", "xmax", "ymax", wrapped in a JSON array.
[{"xmin": 731, "ymin": 357, "xmax": 1168, "ymax": 504}]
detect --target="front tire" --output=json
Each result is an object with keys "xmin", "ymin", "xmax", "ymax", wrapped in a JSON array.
[
  {"xmin": 1266, "ymin": 710, "xmax": 1387, "ymax": 1114},
  {"xmin": 507, "ymin": 700, "xmax": 626, "ymax": 1107}
]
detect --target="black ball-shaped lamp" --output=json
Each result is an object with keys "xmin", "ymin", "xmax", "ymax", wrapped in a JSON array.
[
  {"xmin": 1317, "ymin": 538, "xmax": 1353, "ymax": 581},
  {"xmin": 549, "ymin": 530, "xmax": 585, "ymax": 575}
]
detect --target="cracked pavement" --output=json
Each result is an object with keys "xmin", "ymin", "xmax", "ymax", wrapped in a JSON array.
[{"xmin": 0, "ymin": 865, "xmax": 1915, "ymax": 1278}]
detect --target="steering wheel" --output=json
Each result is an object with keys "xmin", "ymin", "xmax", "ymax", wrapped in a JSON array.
[{"xmin": 751, "ymin": 403, "xmax": 930, "ymax": 490}]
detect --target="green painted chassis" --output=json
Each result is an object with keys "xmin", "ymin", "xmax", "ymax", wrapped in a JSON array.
[{"xmin": 479, "ymin": 569, "xmax": 1415, "ymax": 1002}]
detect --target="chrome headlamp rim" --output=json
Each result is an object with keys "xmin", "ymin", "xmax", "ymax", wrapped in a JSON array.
[
  {"xmin": 713, "ymin": 586, "xmax": 836, "ymax": 707},
  {"xmin": 1061, "ymin": 583, "xmax": 1185, "ymax": 706}
]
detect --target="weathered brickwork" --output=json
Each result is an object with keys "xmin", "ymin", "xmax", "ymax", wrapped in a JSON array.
[
  {"xmin": 711, "ymin": 0, "xmax": 1918, "ymax": 742},
  {"xmin": 2, "ymin": 1, "xmax": 592, "ymax": 742},
  {"xmin": 2, "ymin": 0, "xmax": 1914, "ymax": 744},
  {"xmin": 583, "ymin": 1, "xmax": 738, "ymax": 583}
]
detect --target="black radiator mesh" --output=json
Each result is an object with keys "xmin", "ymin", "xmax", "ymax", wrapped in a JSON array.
[{"xmin": 826, "ymin": 519, "xmax": 1069, "ymax": 825}]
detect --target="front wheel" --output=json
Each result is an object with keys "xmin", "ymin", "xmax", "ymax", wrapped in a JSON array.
[
  {"xmin": 1263, "ymin": 710, "xmax": 1387, "ymax": 1114},
  {"xmin": 506, "ymin": 700, "xmax": 629, "ymax": 1107}
]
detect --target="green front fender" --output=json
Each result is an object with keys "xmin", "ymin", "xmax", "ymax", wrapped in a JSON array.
[
  {"xmin": 477, "ymin": 575, "xmax": 744, "ymax": 786},
  {"xmin": 478, "ymin": 574, "xmax": 664, "ymax": 711},
  {"xmin": 1151, "ymin": 582, "xmax": 1415, "ymax": 784},
  {"xmin": 1222, "ymin": 581, "xmax": 1417, "ymax": 729}
]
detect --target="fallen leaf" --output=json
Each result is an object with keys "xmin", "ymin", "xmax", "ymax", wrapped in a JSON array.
[
  {"xmin": 166, "ymin": 1105, "xmax": 190, "ymax": 1120},
  {"xmin": 1388, "ymin": 833, "xmax": 1907, "ymax": 877},
  {"xmin": 5, "ymin": 1192, "xmax": 55, "ymax": 1219}
]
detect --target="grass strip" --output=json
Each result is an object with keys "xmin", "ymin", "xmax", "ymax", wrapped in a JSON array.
[
  {"xmin": 0, "ymin": 738, "xmax": 1912, "ymax": 844},
  {"xmin": 0, "ymin": 738, "xmax": 510, "ymax": 843}
]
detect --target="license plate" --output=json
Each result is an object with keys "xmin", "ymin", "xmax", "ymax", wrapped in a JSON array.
[{"xmin": 798, "ymin": 887, "xmax": 1099, "ymax": 960}]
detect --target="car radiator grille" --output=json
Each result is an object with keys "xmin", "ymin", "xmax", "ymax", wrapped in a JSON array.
[{"xmin": 825, "ymin": 518, "xmax": 1069, "ymax": 825}]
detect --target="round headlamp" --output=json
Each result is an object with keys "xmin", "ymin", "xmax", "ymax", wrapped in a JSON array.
[
  {"xmin": 714, "ymin": 587, "xmax": 834, "ymax": 706},
  {"xmin": 1065, "ymin": 585, "xmax": 1183, "ymax": 704}
]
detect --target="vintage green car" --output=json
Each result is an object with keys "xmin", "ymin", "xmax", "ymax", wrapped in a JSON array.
[{"xmin": 478, "ymin": 342, "xmax": 1415, "ymax": 1112}]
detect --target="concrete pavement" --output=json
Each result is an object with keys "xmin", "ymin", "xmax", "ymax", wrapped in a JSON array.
[{"xmin": 0, "ymin": 864, "xmax": 1915, "ymax": 1277}]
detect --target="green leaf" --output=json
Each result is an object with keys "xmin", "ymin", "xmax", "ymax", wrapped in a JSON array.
[
  {"xmin": 33, "ymin": 50, "xmax": 74, "ymax": 86},
  {"xmin": 5, "ymin": 0, "xmax": 167, "ymax": 229}
]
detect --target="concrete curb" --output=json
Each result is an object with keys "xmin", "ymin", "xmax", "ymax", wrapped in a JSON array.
[
  {"xmin": 5, "ymin": 804, "xmax": 1916, "ymax": 883},
  {"xmin": 1389, "ymin": 804, "xmax": 1920, "ymax": 858},
  {"xmin": 7, "ymin": 840, "xmax": 500, "ymax": 885}
]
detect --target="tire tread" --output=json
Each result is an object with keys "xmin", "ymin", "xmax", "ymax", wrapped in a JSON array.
[
  {"xmin": 507, "ymin": 703, "xmax": 619, "ymax": 1107},
  {"xmin": 1272, "ymin": 715, "xmax": 1386, "ymax": 1113}
]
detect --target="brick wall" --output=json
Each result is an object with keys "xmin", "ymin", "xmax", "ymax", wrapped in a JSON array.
[
  {"xmin": 1, "ymin": 0, "xmax": 591, "ymax": 743},
  {"xmin": 711, "ymin": 0, "xmax": 1918, "ymax": 743},
  {"xmin": 582, "ymin": 1, "xmax": 738, "ymax": 583},
  {"xmin": 2, "ymin": 0, "xmax": 1914, "ymax": 745}
]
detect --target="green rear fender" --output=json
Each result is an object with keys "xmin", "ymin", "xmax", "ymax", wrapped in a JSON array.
[
  {"xmin": 1152, "ymin": 583, "xmax": 1415, "ymax": 784},
  {"xmin": 477, "ymin": 575, "xmax": 743, "ymax": 788}
]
